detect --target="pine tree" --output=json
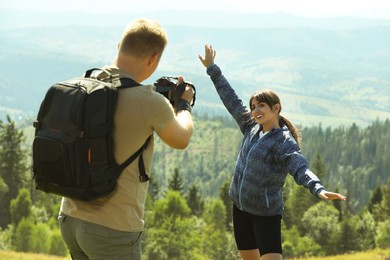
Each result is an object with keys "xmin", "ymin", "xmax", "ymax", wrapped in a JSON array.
[
  {"xmin": 367, "ymin": 186, "xmax": 383, "ymax": 213},
  {"xmin": 381, "ymin": 176, "xmax": 390, "ymax": 218},
  {"xmin": 201, "ymin": 199, "xmax": 230, "ymax": 260},
  {"xmin": 311, "ymin": 153, "xmax": 326, "ymax": 183},
  {"xmin": 357, "ymin": 210, "xmax": 376, "ymax": 251},
  {"xmin": 0, "ymin": 115, "xmax": 29, "ymax": 228},
  {"xmin": 186, "ymin": 184, "xmax": 204, "ymax": 217},
  {"xmin": 219, "ymin": 179, "xmax": 233, "ymax": 230},
  {"xmin": 337, "ymin": 217, "xmax": 360, "ymax": 253},
  {"xmin": 168, "ymin": 168, "xmax": 184, "ymax": 195},
  {"xmin": 148, "ymin": 175, "xmax": 160, "ymax": 200}
]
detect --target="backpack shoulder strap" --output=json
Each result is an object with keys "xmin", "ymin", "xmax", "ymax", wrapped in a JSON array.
[
  {"xmin": 117, "ymin": 135, "xmax": 152, "ymax": 182},
  {"xmin": 117, "ymin": 77, "xmax": 142, "ymax": 89},
  {"xmin": 84, "ymin": 68, "xmax": 149, "ymax": 181},
  {"xmin": 115, "ymin": 76, "xmax": 150, "ymax": 182},
  {"xmin": 84, "ymin": 68, "xmax": 142, "ymax": 89}
]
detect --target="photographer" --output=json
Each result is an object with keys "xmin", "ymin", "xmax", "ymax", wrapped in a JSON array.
[{"xmin": 58, "ymin": 18, "xmax": 194, "ymax": 260}]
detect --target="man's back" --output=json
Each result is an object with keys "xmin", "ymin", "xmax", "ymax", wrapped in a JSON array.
[{"xmin": 60, "ymin": 67, "xmax": 175, "ymax": 232}]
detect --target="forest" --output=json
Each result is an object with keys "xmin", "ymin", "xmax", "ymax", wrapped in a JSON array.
[{"xmin": 0, "ymin": 114, "xmax": 389, "ymax": 259}]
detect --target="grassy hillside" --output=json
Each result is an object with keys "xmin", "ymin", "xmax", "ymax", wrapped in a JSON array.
[
  {"xmin": 1, "ymin": 248, "xmax": 389, "ymax": 259},
  {"xmin": 1, "ymin": 20, "xmax": 390, "ymax": 128},
  {"xmin": 0, "ymin": 251, "xmax": 68, "ymax": 260}
]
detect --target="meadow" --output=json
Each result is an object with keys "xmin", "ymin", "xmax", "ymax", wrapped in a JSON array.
[{"xmin": 1, "ymin": 248, "xmax": 389, "ymax": 259}]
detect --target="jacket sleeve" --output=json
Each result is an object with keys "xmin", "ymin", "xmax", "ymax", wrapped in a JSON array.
[
  {"xmin": 280, "ymin": 138, "xmax": 325, "ymax": 196},
  {"xmin": 206, "ymin": 64, "xmax": 251, "ymax": 134}
]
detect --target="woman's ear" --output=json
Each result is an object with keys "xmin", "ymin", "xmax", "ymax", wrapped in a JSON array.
[{"xmin": 273, "ymin": 103, "xmax": 281, "ymax": 113}]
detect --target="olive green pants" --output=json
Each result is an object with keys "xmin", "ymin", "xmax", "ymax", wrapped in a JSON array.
[{"xmin": 59, "ymin": 213, "xmax": 142, "ymax": 260}]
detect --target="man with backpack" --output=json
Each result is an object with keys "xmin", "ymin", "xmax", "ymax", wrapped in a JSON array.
[{"xmin": 57, "ymin": 18, "xmax": 194, "ymax": 259}]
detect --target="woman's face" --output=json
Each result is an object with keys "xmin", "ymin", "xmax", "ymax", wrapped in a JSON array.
[{"xmin": 250, "ymin": 99, "xmax": 279, "ymax": 129}]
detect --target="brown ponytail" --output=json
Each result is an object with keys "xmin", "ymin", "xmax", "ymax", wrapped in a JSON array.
[{"xmin": 279, "ymin": 116, "xmax": 301, "ymax": 147}]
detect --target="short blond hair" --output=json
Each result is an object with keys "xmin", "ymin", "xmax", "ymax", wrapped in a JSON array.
[{"xmin": 118, "ymin": 18, "xmax": 168, "ymax": 58}]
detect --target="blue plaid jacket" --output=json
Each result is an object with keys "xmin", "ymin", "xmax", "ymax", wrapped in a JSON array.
[{"xmin": 206, "ymin": 64, "xmax": 325, "ymax": 216}]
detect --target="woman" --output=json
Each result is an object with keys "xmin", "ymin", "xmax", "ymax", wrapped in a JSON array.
[{"xmin": 198, "ymin": 44, "xmax": 346, "ymax": 260}]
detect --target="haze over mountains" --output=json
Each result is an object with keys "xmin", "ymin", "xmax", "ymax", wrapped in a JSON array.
[{"xmin": 1, "ymin": 10, "xmax": 389, "ymax": 127}]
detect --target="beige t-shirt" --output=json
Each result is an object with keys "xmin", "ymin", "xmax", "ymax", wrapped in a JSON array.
[{"xmin": 60, "ymin": 67, "xmax": 175, "ymax": 232}]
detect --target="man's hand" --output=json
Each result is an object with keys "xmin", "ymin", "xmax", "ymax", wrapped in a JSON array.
[{"xmin": 177, "ymin": 75, "xmax": 195, "ymax": 104}]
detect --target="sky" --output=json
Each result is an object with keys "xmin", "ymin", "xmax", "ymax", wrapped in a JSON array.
[{"xmin": 1, "ymin": 0, "xmax": 390, "ymax": 19}]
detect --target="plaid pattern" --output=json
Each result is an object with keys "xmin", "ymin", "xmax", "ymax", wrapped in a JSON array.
[{"xmin": 206, "ymin": 64, "xmax": 325, "ymax": 216}]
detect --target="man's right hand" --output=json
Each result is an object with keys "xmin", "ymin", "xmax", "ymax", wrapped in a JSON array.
[
  {"xmin": 177, "ymin": 76, "xmax": 195, "ymax": 104},
  {"xmin": 156, "ymin": 75, "xmax": 194, "ymax": 149}
]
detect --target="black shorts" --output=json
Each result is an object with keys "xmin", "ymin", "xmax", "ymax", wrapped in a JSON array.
[{"xmin": 233, "ymin": 204, "xmax": 282, "ymax": 256}]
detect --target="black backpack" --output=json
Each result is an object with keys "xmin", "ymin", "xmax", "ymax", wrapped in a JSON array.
[{"xmin": 32, "ymin": 68, "xmax": 151, "ymax": 201}]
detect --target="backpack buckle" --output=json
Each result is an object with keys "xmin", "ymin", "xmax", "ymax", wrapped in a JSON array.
[{"xmin": 139, "ymin": 175, "xmax": 149, "ymax": 182}]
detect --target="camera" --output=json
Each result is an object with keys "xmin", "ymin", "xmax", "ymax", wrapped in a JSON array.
[{"xmin": 154, "ymin": 76, "xmax": 196, "ymax": 107}]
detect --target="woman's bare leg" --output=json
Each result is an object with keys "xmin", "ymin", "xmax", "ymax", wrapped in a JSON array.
[
  {"xmin": 261, "ymin": 253, "xmax": 283, "ymax": 260},
  {"xmin": 239, "ymin": 249, "xmax": 261, "ymax": 260}
]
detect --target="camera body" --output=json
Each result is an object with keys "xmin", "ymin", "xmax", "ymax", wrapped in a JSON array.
[{"xmin": 154, "ymin": 76, "xmax": 196, "ymax": 107}]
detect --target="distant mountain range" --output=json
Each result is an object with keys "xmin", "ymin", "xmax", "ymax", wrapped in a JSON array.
[{"xmin": 1, "ymin": 10, "xmax": 389, "ymax": 127}]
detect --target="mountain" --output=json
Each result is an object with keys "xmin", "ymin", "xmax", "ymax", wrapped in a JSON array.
[{"xmin": 1, "ymin": 10, "xmax": 390, "ymax": 127}]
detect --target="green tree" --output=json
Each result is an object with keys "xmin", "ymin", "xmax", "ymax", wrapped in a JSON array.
[
  {"xmin": 49, "ymin": 229, "xmax": 68, "ymax": 256},
  {"xmin": 31, "ymin": 192, "xmax": 62, "ymax": 222},
  {"xmin": 376, "ymin": 220, "xmax": 390, "ymax": 249},
  {"xmin": 0, "ymin": 115, "xmax": 29, "ymax": 228},
  {"xmin": 148, "ymin": 174, "xmax": 160, "ymax": 200},
  {"xmin": 284, "ymin": 154, "xmax": 326, "ymax": 232},
  {"xmin": 284, "ymin": 184, "xmax": 318, "ymax": 233},
  {"xmin": 201, "ymin": 199, "xmax": 229, "ymax": 260},
  {"xmin": 31, "ymin": 223, "xmax": 51, "ymax": 253},
  {"xmin": 367, "ymin": 186, "xmax": 383, "ymax": 213},
  {"xmin": 337, "ymin": 217, "xmax": 360, "ymax": 253},
  {"xmin": 202, "ymin": 199, "xmax": 226, "ymax": 231},
  {"xmin": 301, "ymin": 202, "xmax": 340, "ymax": 255},
  {"xmin": 145, "ymin": 191, "xmax": 199, "ymax": 260},
  {"xmin": 14, "ymin": 218, "xmax": 34, "ymax": 252},
  {"xmin": 332, "ymin": 187, "xmax": 344, "ymax": 221},
  {"xmin": 311, "ymin": 153, "xmax": 326, "ymax": 182},
  {"xmin": 219, "ymin": 179, "xmax": 233, "ymax": 230},
  {"xmin": 168, "ymin": 168, "xmax": 184, "ymax": 195},
  {"xmin": 186, "ymin": 184, "xmax": 204, "ymax": 217},
  {"xmin": 372, "ymin": 177, "xmax": 390, "ymax": 222},
  {"xmin": 10, "ymin": 188, "xmax": 32, "ymax": 225},
  {"xmin": 0, "ymin": 224, "xmax": 13, "ymax": 250},
  {"xmin": 0, "ymin": 177, "xmax": 8, "ymax": 199},
  {"xmin": 282, "ymin": 225, "xmax": 322, "ymax": 258},
  {"xmin": 144, "ymin": 217, "xmax": 200, "ymax": 260},
  {"xmin": 152, "ymin": 190, "xmax": 190, "ymax": 226},
  {"xmin": 356, "ymin": 210, "xmax": 376, "ymax": 251},
  {"xmin": 145, "ymin": 176, "xmax": 160, "ymax": 212},
  {"xmin": 380, "ymin": 176, "xmax": 390, "ymax": 219}
]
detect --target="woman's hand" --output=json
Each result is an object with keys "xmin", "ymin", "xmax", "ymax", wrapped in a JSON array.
[
  {"xmin": 198, "ymin": 44, "xmax": 216, "ymax": 68},
  {"xmin": 318, "ymin": 190, "xmax": 347, "ymax": 201}
]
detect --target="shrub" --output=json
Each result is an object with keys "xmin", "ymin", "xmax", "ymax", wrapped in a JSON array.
[
  {"xmin": 376, "ymin": 220, "xmax": 390, "ymax": 249},
  {"xmin": 49, "ymin": 229, "xmax": 68, "ymax": 256}
]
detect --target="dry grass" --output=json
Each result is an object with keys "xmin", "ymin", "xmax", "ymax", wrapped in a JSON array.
[
  {"xmin": 0, "ymin": 251, "xmax": 68, "ymax": 260},
  {"xmin": 288, "ymin": 248, "xmax": 390, "ymax": 260},
  {"xmin": 0, "ymin": 248, "xmax": 389, "ymax": 259}
]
